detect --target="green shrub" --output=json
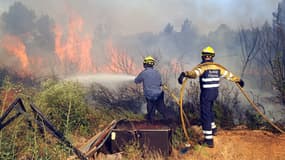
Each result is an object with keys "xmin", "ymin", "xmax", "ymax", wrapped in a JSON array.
[{"xmin": 35, "ymin": 79, "xmax": 89, "ymax": 134}]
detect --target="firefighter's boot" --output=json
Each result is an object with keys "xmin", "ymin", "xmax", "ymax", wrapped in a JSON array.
[{"xmin": 199, "ymin": 139, "xmax": 214, "ymax": 148}]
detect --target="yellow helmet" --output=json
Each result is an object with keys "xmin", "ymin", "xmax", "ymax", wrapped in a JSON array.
[
  {"xmin": 201, "ymin": 46, "xmax": 215, "ymax": 57},
  {"xmin": 143, "ymin": 56, "xmax": 155, "ymax": 66}
]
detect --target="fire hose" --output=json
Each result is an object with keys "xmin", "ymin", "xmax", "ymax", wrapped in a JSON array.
[
  {"xmin": 236, "ymin": 83, "xmax": 285, "ymax": 133},
  {"xmin": 162, "ymin": 85, "xmax": 190, "ymax": 127},
  {"xmin": 179, "ymin": 79, "xmax": 192, "ymax": 143},
  {"xmin": 210, "ymin": 62, "xmax": 284, "ymax": 133},
  {"xmin": 163, "ymin": 78, "xmax": 285, "ymax": 146},
  {"xmin": 162, "ymin": 80, "xmax": 192, "ymax": 144}
]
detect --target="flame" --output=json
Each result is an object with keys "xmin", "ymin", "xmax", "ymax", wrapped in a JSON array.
[
  {"xmin": 0, "ymin": 13, "xmax": 143, "ymax": 78},
  {"xmin": 78, "ymin": 35, "xmax": 93, "ymax": 73},
  {"xmin": 54, "ymin": 14, "xmax": 93, "ymax": 73},
  {"xmin": 102, "ymin": 40, "xmax": 140, "ymax": 74},
  {"xmin": 54, "ymin": 25, "xmax": 65, "ymax": 63},
  {"xmin": 1, "ymin": 35, "xmax": 30, "ymax": 76}
]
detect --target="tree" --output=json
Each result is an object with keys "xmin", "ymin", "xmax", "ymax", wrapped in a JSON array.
[
  {"xmin": 163, "ymin": 23, "xmax": 174, "ymax": 34},
  {"xmin": 238, "ymin": 26, "xmax": 262, "ymax": 78},
  {"xmin": 255, "ymin": 22, "xmax": 275, "ymax": 88},
  {"xmin": 34, "ymin": 15, "xmax": 55, "ymax": 52},
  {"xmin": 2, "ymin": 2, "xmax": 36, "ymax": 35},
  {"xmin": 181, "ymin": 19, "xmax": 192, "ymax": 33},
  {"xmin": 266, "ymin": 0, "xmax": 285, "ymax": 103}
]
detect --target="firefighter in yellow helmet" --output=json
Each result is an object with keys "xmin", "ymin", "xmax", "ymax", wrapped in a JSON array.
[
  {"xmin": 178, "ymin": 46, "xmax": 244, "ymax": 148},
  {"xmin": 135, "ymin": 56, "xmax": 175, "ymax": 122},
  {"xmin": 143, "ymin": 56, "xmax": 155, "ymax": 67}
]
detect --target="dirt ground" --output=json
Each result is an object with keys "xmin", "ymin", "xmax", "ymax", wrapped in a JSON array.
[
  {"xmin": 172, "ymin": 129, "xmax": 285, "ymax": 160},
  {"xmin": 71, "ymin": 126, "xmax": 285, "ymax": 160}
]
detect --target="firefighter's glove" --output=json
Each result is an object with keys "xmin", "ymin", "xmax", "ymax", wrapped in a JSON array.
[
  {"xmin": 237, "ymin": 79, "xmax": 245, "ymax": 88},
  {"xmin": 178, "ymin": 72, "xmax": 186, "ymax": 84}
]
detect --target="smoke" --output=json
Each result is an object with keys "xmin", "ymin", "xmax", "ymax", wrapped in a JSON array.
[
  {"xmin": 0, "ymin": 0, "xmax": 282, "ymax": 78},
  {"xmin": 0, "ymin": 1, "xmax": 282, "ymax": 83},
  {"xmin": 0, "ymin": 0, "xmax": 283, "ymax": 123},
  {"xmin": 0, "ymin": 0, "xmax": 281, "ymax": 35},
  {"xmin": 1, "ymin": 2, "xmax": 35, "ymax": 35}
]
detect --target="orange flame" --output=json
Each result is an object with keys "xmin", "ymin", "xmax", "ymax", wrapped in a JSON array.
[
  {"xmin": 102, "ymin": 40, "xmax": 140, "ymax": 74},
  {"xmin": 78, "ymin": 35, "xmax": 93, "ymax": 73},
  {"xmin": 54, "ymin": 14, "xmax": 93, "ymax": 73},
  {"xmin": 0, "ymin": 13, "xmax": 144, "ymax": 78},
  {"xmin": 1, "ymin": 35, "xmax": 30, "ymax": 76}
]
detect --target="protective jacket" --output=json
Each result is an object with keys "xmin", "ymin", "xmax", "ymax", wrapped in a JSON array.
[
  {"xmin": 185, "ymin": 61, "xmax": 241, "ymax": 93},
  {"xmin": 134, "ymin": 67, "xmax": 162, "ymax": 100},
  {"xmin": 184, "ymin": 60, "xmax": 241, "ymax": 145}
]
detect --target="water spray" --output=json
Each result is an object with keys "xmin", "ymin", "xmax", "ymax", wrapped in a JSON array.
[{"xmin": 64, "ymin": 73, "xmax": 136, "ymax": 88}]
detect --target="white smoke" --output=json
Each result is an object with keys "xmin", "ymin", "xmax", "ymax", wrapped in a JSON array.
[{"xmin": 1, "ymin": 0, "xmax": 281, "ymax": 35}]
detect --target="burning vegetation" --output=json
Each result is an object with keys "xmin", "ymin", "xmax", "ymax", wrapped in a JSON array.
[
  {"xmin": 0, "ymin": 1, "xmax": 285, "ymax": 160},
  {"xmin": 0, "ymin": 12, "xmax": 142, "ymax": 77}
]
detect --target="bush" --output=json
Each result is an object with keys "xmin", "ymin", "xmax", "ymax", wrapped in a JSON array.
[
  {"xmin": 35, "ymin": 79, "xmax": 89, "ymax": 134},
  {"xmin": 245, "ymin": 110, "xmax": 265, "ymax": 130},
  {"xmin": 89, "ymin": 83, "xmax": 144, "ymax": 114}
]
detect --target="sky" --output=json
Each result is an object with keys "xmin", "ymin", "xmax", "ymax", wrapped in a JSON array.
[{"xmin": 0, "ymin": 0, "xmax": 282, "ymax": 35}]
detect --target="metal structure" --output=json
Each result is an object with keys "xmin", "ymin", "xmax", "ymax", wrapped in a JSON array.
[
  {"xmin": 100, "ymin": 119, "xmax": 172, "ymax": 156},
  {"xmin": 30, "ymin": 103, "xmax": 87, "ymax": 160},
  {"xmin": 0, "ymin": 98, "xmax": 87, "ymax": 160},
  {"xmin": 0, "ymin": 98, "xmax": 29, "ymax": 130}
]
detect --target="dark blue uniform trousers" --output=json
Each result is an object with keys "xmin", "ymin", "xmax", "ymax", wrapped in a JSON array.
[
  {"xmin": 200, "ymin": 90, "xmax": 218, "ymax": 144},
  {"xmin": 146, "ymin": 92, "xmax": 175, "ymax": 122}
]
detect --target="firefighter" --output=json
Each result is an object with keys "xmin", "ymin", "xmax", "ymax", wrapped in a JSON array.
[
  {"xmin": 135, "ymin": 56, "xmax": 175, "ymax": 123},
  {"xmin": 177, "ymin": 46, "xmax": 244, "ymax": 148}
]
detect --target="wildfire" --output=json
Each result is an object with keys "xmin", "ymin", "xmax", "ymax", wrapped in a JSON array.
[
  {"xmin": 0, "ymin": 13, "xmax": 142, "ymax": 78},
  {"xmin": 1, "ymin": 35, "xmax": 30, "ymax": 76},
  {"xmin": 54, "ymin": 14, "xmax": 93, "ymax": 73},
  {"xmin": 102, "ymin": 40, "xmax": 140, "ymax": 75}
]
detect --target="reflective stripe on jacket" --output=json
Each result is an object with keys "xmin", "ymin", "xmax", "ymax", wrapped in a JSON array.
[
  {"xmin": 185, "ymin": 62, "xmax": 240, "ymax": 91},
  {"xmin": 185, "ymin": 62, "xmax": 240, "ymax": 81},
  {"xmin": 200, "ymin": 70, "xmax": 220, "ymax": 89}
]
